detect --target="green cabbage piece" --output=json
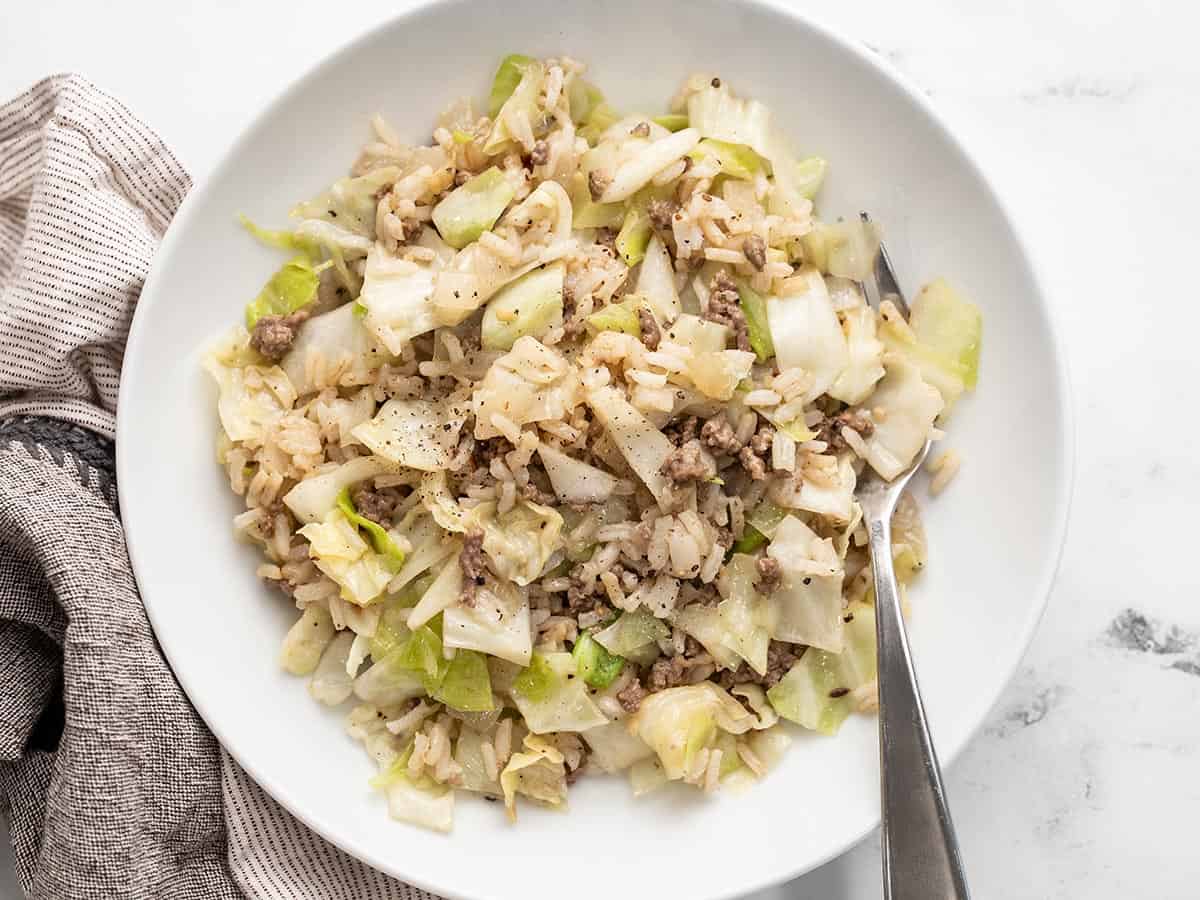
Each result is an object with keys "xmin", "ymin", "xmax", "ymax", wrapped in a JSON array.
[
  {"xmin": 371, "ymin": 746, "xmax": 455, "ymax": 833},
  {"xmin": 585, "ymin": 385, "xmax": 675, "ymax": 499},
  {"xmin": 239, "ymin": 214, "xmax": 322, "ymax": 258},
  {"xmin": 909, "ymin": 278, "xmax": 983, "ymax": 390},
  {"xmin": 467, "ymin": 499, "xmax": 563, "ymax": 587},
  {"xmin": 357, "ymin": 245, "xmax": 437, "ymax": 355},
  {"xmin": 766, "ymin": 266, "xmax": 848, "ymax": 401},
  {"xmin": 568, "ymin": 78, "xmax": 605, "ymax": 124},
  {"xmin": 569, "ymin": 171, "xmax": 626, "ymax": 228},
  {"xmin": 336, "ymin": 487, "xmax": 406, "ymax": 566},
  {"xmin": 652, "ymin": 114, "xmax": 689, "ymax": 132},
  {"xmin": 689, "ymin": 138, "xmax": 762, "ymax": 180},
  {"xmin": 298, "ymin": 510, "xmax": 395, "ymax": 606},
  {"xmin": 244, "ymin": 255, "xmax": 326, "ymax": 329},
  {"xmin": 615, "ymin": 203, "xmax": 652, "ymax": 266},
  {"xmin": 488, "ymin": 54, "xmax": 537, "ymax": 118},
  {"xmin": 581, "ymin": 720, "xmax": 653, "ymax": 773},
  {"xmin": 735, "ymin": 279, "xmax": 774, "ymax": 362},
  {"xmin": 432, "ymin": 167, "xmax": 516, "ymax": 249},
  {"xmin": 291, "ymin": 166, "xmax": 401, "ymax": 237},
  {"xmin": 767, "ymin": 603, "xmax": 876, "ymax": 735},
  {"xmin": 484, "ymin": 59, "xmax": 545, "ymax": 154},
  {"xmin": 593, "ymin": 608, "xmax": 668, "ymax": 667},
  {"xmin": 433, "ymin": 649, "xmax": 494, "ymax": 712},
  {"xmin": 481, "ymin": 262, "xmax": 564, "ymax": 351},
  {"xmin": 511, "ymin": 651, "xmax": 607, "ymax": 734},
  {"xmin": 586, "ymin": 297, "xmax": 642, "ymax": 336},
  {"xmin": 730, "ymin": 524, "xmax": 767, "ymax": 555},
  {"xmin": 280, "ymin": 604, "xmax": 335, "ymax": 676},
  {"xmin": 636, "ymin": 233, "xmax": 682, "ymax": 323},
  {"xmin": 443, "ymin": 579, "xmax": 532, "ymax": 666},
  {"xmin": 500, "ymin": 734, "xmax": 567, "ymax": 821},
  {"xmin": 686, "ymin": 84, "xmax": 772, "ymax": 158},
  {"xmin": 283, "ymin": 456, "xmax": 391, "ymax": 525},
  {"xmin": 765, "ymin": 515, "xmax": 845, "ymax": 652},
  {"xmin": 572, "ymin": 632, "xmax": 625, "ymax": 689},
  {"xmin": 800, "ymin": 219, "xmax": 880, "ymax": 281},
  {"xmin": 578, "ymin": 101, "xmax": 621, "ymax": 145},
  {"xmin": 857, "ymin": 356, "xmax": 944, "ymax": 480},
  {"xmin": 631, "ymin": 683, "xmax": 755, "ymax": 780}
]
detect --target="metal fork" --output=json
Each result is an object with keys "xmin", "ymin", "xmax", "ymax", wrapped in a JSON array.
[{"xmin": 855, "ymin": 212, "xmax": 971, "ymax": 900}]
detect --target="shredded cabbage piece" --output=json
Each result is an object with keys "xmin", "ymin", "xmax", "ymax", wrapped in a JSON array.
[{"xmin": 631, "ymin": 683, "xmax": 755, "ymax": 780}]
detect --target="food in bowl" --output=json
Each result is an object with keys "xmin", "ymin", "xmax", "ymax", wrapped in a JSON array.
[{"xmin": 204, "ymin": 53, "xmax": 981, "ymax": 832}]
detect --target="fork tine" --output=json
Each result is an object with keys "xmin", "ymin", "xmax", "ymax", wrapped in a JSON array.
[{"xmin": 860, "ymin": 211, "xmax": 910, "ymax": 318}]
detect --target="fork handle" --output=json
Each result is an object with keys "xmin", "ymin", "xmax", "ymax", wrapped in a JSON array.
[{"xmin": 868, "ymin": 513, "xmax": 971, "ymax": 900}]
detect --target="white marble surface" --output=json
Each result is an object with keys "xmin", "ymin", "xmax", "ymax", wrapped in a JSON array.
[{"xmin": 3, "ymin": 1, "xmax": 1198, "ymax": 897}]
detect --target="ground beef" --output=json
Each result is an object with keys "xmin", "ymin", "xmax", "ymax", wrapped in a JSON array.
[
  {"xmin": 453, "ymin": 169, "xmax": 472, "ymax": 186},
  {"xmin": 665, "ymin": 415, "xmax": 699, "ymax": 447},
  {"xmin": 719, "ymin": 640, "xmax": 804, "ymax": 690},
  {"xmin": 397, "ymin": 218, "xmax": 423, "ymax": 244},
  {"xmin": 742, "ymin": 234, "xmax": 767, "ymax": 271},
  {"xmin": 660, "ymin": 439, "xmax": 716, "ymax": 485},
  {"xmin": 588, "ymin": 168, "xmax": 612, "ymax": 201},
  {"xmin": 754, "ymin": 556, "xmax": 782, "ymax": 594},
  {"xmin": 816, "ymin": 408, "xmax": 875, "ymax": 451},
  {"xmin": 700, "ymin": 416, "xmax": 743, "ymax": 455},
  {"xmin": 275, "ymin": 578, "xmax": 297, "ymax": 599},
  {"xmin": 647, "ymin": 198, "xmax": 679, "ymax": 231},
  {"xmin": 351, "ymin": 485, "xmax": 398, "ymax": 526},
  {"xmin": 630, "ymin": 121, "xmax": 651, "ymax": 138},
  {"xmin": 617, "ymin": 678, "xmax": 648, "ymax": 713},
  {"xmin": 472, "ymin": 436, "xmax": 512, "ymax": 469},
  {"xmin": 249, "ymin": 310, "xmax": 308, "ymax": 361},
  {"xmin": 703, "ymin": 270, "xmax": 751, "ymax": 352},
  {"xmin": 738, "ymin": 424, "xmax": 774, "ymax": 480},
  {"xmin": 647, "ymin": 656, "xmax": 690, "ymax": 691},
  {"xmin": 638, "ymin": 305, "xmax": 662, "ymax": 351},
  {"xmin": 459, "ymin": 528, "xmax": 487, "ymax": 605},
  {"xmin": 529, "ymin": 139, "xmax": 549, "ymax": 166},
  {"xmin": 594, "ymin": 227, "xmax": 617, "ymax": 250}
]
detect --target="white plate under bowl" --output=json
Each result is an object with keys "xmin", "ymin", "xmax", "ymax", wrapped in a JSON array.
[{"xmin": 117, "ymin": 1, "xmax": 1072, "ymax": 898}]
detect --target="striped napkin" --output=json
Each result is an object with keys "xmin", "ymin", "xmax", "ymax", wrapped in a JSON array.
[{"xmin": 0, "ymin": 74, "xmax": 437, "ymax": 900}]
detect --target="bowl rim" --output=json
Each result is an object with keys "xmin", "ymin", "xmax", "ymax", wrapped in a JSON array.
[{"xmin": 116, "ymin": 1, "xmax": 1075, "ymax": 895}]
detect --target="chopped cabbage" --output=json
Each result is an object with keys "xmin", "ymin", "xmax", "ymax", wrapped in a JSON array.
[
  {"xmin": 745, "ymin": 500, "xmax": 788, "ymax": 539},
  {"xmin": 767, "ymin": 603, "xmax": 876, "ymax": 735},
  {"xmin": 308, "ymin": 631, "xmax": 356, "ymax": 705},
  {"xmin": 593, "ymin": 608, "xmax": 668, "ymax": 667},
  {"xmin": 910, "ymin": 279, "xmax": 982, "ymax": 390},
  {"xmin": 281, "ymin": 300, "xmax": 387, "ymax": 396},
  {"xmin": 500, "ymin": 734, "xmax": 567, "ymax": 821},
  {"xmin": 280, "ymin": 604, "xmax": 335, "ymax": 676},
  {"xmin": 636, "ymin": 234, "xmax": 682, "ymax": 323},
  {"xmin": 443, "ymin": 579, "xmax": 532, "ymax": 666},
  {"xmin": 766, "ymin": 266, "xmax": 848, "ymax": 401},
  {"xmin": 714, "ymin": 553, "xmax": 776, "ymax": 674},
  {"xmin": 352, "ymin": 399, "xmax": 451, "ymax": 472},
  {"xmin": 585, "ymin": 385, "xmax": 675, "ymax": 500},
  {"xmin": 801, "ymin": 219, "xmax": 880, "ymax": 281},
  {"xmin": 432, "ymin": 167, "xmax": 516, "ymax": 249},
  {"xmin": 686, "ymin": 349, "xmax": 756, "ymax": 401},
  {"xmin": 652, "ymin": 113, "xmax": 689, "ymax": 132},
  {"xmin": 673, "ymin": 603, "xmax": 744, "ymax": 672},
  {"xmin": 418, "ymin": 471, "xmax": 471, "ymax": 534},
  {"xmin": 686, "ymin": 84, "xmax": 772, "ymax": 158},
  {"xmin": 481, "ymin": 263, "xmax": 564, "ymax": 351},
  {"xmin": 485, "ymin": 59, "xmax": 545, "ymax": 154},
  {"xmin": 586, "ymin": 297, "xmax": 642, "ymax": 336},
  {"xmin": 406, "ymin": 548, "xmax": 463, "ymax": 630},
  {"xmin": 767, "ymin": 143, "xmax": 827, "ymax": 218},
  {"xmin": 373, "ymin": 749, "xmax": 455, "ymax": 833},
  {"xmin": 568, "ymin": 171, "xmax": 625, "ymax": 228},
  {"xmin": 489, "ymin": 54, "xmax": 537, "ymax": 117},
  {"xmin": 283, "ymin": 456, "xmax": 390, "ymax": 525},
  {"xmin": 388, "ymin": 514, "xmax": 456, "ymax": 591},
  {"xmin": 473, "ymin": 337, "xmax": 579, "ymax": 439},
  {"xmin": 203, "ymin": 330, "xmax": 291, "ymax": 443},
  {"xmin": 768, "ymin": 453, "xmax": 856, "ymax": 523},
  {"xmin": 765, "ymin": 516, "xmax": 845, "ymax": 652},
  {"xmin": 828, "ymin": 305, "xmax": 885, "ymax": 404},
  {"xmin": 578, "ymin": 101, "xmax": 620, "ymax": 145},
  {"xmin": 455, "ymin": 726, "xmax": 503, "ymax": 796},
  {"xmin": 736, "ymin": 279, "xmax": 774, "ymax": 362},
  {"xmin": 537, "ymin": 444, "xmax": 618, "ymax": 504},
  {"xmin": 567, "ymin": 76, "xmax": 605, "ymax": 125},
  {"xmin": 358, "ymin": 247, "xmax": 437, "ymax": 355},
  {"xmin": 572, "ymin": 633, "xmax": 625, "ymax": 689},
  {"xmin": 615, "ymin": 203, "xmax": 652, "ymax": 267},
  {"xmin": 512, "ymin": 651, "xmax": 608, "ymax": 733},
  {"xmin": 860, "ymin": 356, "xmax": 944, "ymax": 480},
  {"xmin": 353, "ymin": 653, "xmax": 426, "ymax": 707},
  {"xmin": 730, "ymin": 683, "xmax": 779, "ymax": 730},
  {"xmin": 299, "ymin": 509, "xmax": 395, "ymax": 606},
  {"xmin": 291, "ymin": 166, "xmax": 401, "ymax": 237},
  {"xmin": 468, "ymin": 500, "xmax": 563, "ymax": 586},
  {"xmin": 434, "ymin": 649, "xmax": 494, "ymax": 712},
  {"xmin": 631, "ymin": 683, "xmax": 755, "ymax": 780},
  {"xmin": 336, "ymin": 487, "xmax": 406, "ymax": 565},
  {"xmin": 689, "ymin": 138, "xmax": 762, "ymax": 180},
  {"xmin": 582, "ymin": 721, "xmax": 654, "ymax": 773},
  {"xmin": 661, "ymin": 314, "xmax": 730, "ymax": 354},
  {"xmin": 629, "ymin": 757, "xmax": 669, "ymax": 796}
]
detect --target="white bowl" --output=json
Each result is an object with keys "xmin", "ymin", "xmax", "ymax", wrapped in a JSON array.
[{"xmin": 117, "ymin": 1, "xmax": 1072, "ymax": 898}]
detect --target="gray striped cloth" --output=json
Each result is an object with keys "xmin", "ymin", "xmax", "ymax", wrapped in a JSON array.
[{"xmin": 0, "ymin": 75, "xmax": 437, "ymax": 900}]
